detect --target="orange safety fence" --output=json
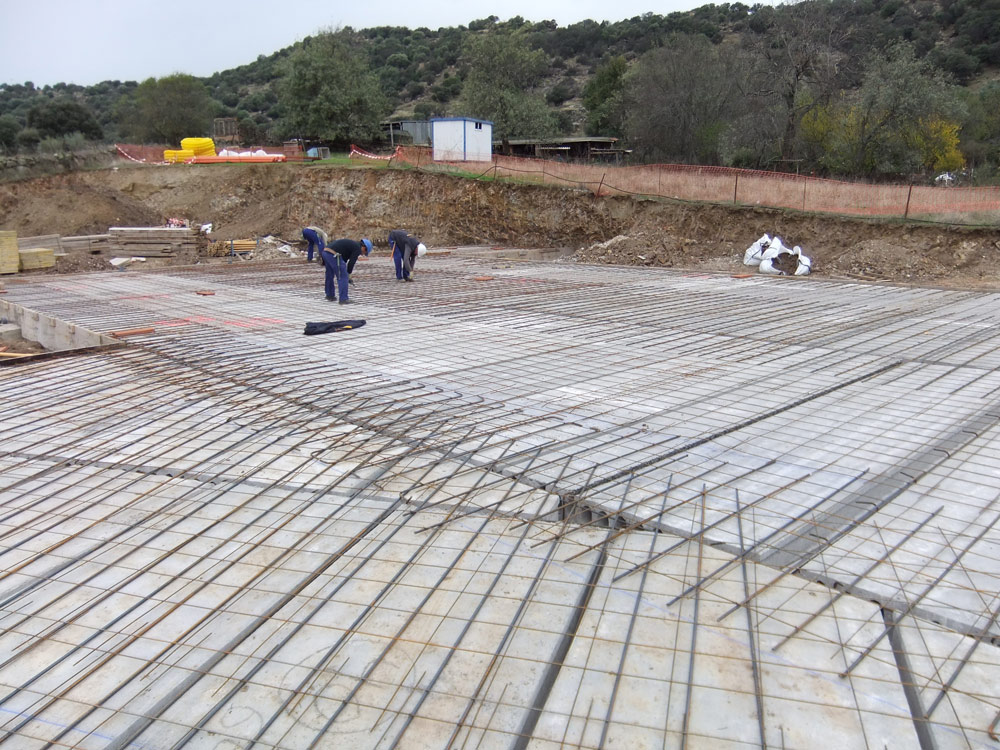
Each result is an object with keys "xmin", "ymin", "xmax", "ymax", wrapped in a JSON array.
[
  {"xmin": 119, "ymin": 142, "xmax": 999, "ymax": 226},
  {"xmin": 384, "ymin": 145, "xmax": 1000, "ymax": 225}
]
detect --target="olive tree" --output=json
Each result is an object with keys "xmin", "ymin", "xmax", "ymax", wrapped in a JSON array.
[
  {"xmin": 625, "ymin": 35, "xmax": 742, "ymax": 164},
  {"xmin": 116, "ymin": 74, "xmax": 216, "ymax": 144},
  {"xmin": 278, "ymin": 31, "xmax": 389, "ymax": 145},
  {"xmin": 801, "ymin": 43, "xmax": 965, "ymax": 177},
  {"xmin": 457, "ymin": 32, "xmax": 554, "ymax": 142},
  {"xmin": 583, "ymin": 56, "xmax": 627, "ymax": 137},
  {"xmin": 0, "ymin": 115, "xmax": 20, "ymax": 152},
  {"xmin": 27, "ymin": 99, "xmax": 102, "ymax": 140},
  {"xmin": 738, "ymin": 1, "xmax": 847, "ymax": 163}
]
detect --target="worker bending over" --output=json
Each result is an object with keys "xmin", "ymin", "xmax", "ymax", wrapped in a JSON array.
[
  {"xmin": 321, "ymin": 237, "xmax": 372, "ymax": 303},
  {"xmin": 302, "ymin": 225, "xmax": 328, "ymax": 262},
  {"xmin": 387, "ymin": 229, "xmax": 426, "ymax": 282}
]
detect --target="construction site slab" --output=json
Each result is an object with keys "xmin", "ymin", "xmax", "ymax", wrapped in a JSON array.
[{"xmin": 0, "ymin": 254, "xmax": 998, "ymax": 749}]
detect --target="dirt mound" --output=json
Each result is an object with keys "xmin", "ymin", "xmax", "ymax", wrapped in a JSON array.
[
  {"xmin": 0, "ymin": 163, "xmax": 998, "ymax": 289},
  {"xmin": 0, "ymin": 171, "xmax": 163, "ymax": 236}
]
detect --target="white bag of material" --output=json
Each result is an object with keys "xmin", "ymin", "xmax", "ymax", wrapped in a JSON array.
[
  {"xmin": 760, "ymin": 236, "xmax": 786, "ymax": 261},
  {"xmin": 758, "ymin": 244, "xmax": 813, "ymax": 276},
  {"xmin": 743, "ymin": 234, "xmax": 772, "ymax": 266},
  {"xmin": 759, "ymin": 257, "xmax": 782, "ymax": 274},
  {"xmin": 793, "ymin": 246, "xmax": 812, "ymax": 275}
]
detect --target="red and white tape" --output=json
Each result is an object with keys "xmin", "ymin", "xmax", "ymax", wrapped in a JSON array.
[
  {"xmin": 349, "ymin": 145, "xmax": 401, "ymax": 161},
  {"xmin": 115, "ymin": 144, "xmax": 167, "ymax": 165}
]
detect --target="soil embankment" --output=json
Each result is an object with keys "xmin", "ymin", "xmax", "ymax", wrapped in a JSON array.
[{"xmin": 0, "ymin": 163, "xmax": 998, "ymax": 288}]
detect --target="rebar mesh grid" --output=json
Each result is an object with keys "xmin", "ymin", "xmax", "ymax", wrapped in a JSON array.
[{"xmin": 1, "ymin": 255, "xmax": 998, "ymax": 749}]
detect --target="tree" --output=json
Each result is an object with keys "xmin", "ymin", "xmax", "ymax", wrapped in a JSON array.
[
  {"xmin": 800, "ymin": 43, "xmax": 964, "ymax": 177},
  {"xmin": 16, "ymin": 127, "xmax": 40, "ymax": 152},
  {"xmin": 278, "ymin": 31, "xmax": 389, "ymax": 145},
  {"xmin": 27, "ymin": 99, "xmax": 102, "ymax": 140},
  {"xmin": 117, "ymin": 74, "xmax": 216, "ymax": 144},
  {"xmin": 739, "ymin": 1, "xmax": 848, "ymax": 163},
  {"xmin": 582, "ymin": 56, "xmax": 627, "ymax": 137},
  {"xmin": 958, "ymin": 81, "xmax": 1000, "ymax": 167},
  {"xmin": 625, "ymin": 35, "xmax": 742, "ymax": 164},
  {"xmin": 0, "ymin": 115, "xmax": 20, "ymax": 152},
  {"xmin": 457, "ymin": 32, "xmax": 554, "ymax": 141}
]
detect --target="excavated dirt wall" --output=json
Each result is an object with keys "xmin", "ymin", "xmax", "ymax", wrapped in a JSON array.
[{"xmin": 0, "ymin": 162, "xmax": 998, "ymax": 288}]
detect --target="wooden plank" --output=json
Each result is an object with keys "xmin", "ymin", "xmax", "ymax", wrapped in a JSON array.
[
  {"xmin": 110, "ymin": 327, "xmax": 155, "ymax": 338},
  {"xmin": 16, "ymin": 234, "xmax": 63, "ymax": 252}
]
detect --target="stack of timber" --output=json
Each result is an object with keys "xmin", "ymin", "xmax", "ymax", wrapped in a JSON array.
[
  {"xmin": 109, "ymin": 227, "xmax": 200, "ymax": 258},
  {"xmin": 16, "ymin": 234, "xmax": 63, "ymax": 254},
  {"xmin": 207, "ymin": 238, "xmax": 257, "ymax": 257},
  {"xmin": 62, "ymin": 234, "xmax": 112, "ymax": 254},
  {"xmin": 18, "ymin": 247, "xmax": 55, "ymax": 270},
  {"xmin": 0, "ymin": 231, "xmax": 18, "ymax": 274}
]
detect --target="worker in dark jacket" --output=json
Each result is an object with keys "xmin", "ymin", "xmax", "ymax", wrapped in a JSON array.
[
  {"xmin": 302, "ymin": 225, "xmax": 328, "ymax": 262},
  {"xmin": 321, "ymin": 237, "xmax": 372, "ymax": 303},
  {"xmin": 387, "ymin": 229, "xmax": 425, "ymax": 282}
]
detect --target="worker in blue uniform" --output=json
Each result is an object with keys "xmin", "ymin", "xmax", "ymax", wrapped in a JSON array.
[
  {"xmin": 387, "ymin": 229, "xmax": 425, "ymax": 281},
  {"xmin": 321, "ymin": 237, "xmax": 372, "ymax": 303},
  {"xmin": 302, "ymin": 225, "xmax": 328, "ymax": 262}
]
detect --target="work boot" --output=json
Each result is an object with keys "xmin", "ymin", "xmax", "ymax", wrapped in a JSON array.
[
  {"xmin": 404, "ymin": 277, "xmax": 414, "ymax": 282},
  {"xmin": 326, "ymin": 296, "xmax": 337, "ymax": 301},
  {"xmin": 339, "ymin": 299, "xmax": 353, "ymax": 305}
]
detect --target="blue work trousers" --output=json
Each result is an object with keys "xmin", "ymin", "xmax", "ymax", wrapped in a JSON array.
[
  {"xmin": 392, "ymin": 247, "xmax": 413, "ymax": 280},
  {"xmin": 303, "ymin": 228, "xmax": 324, "ymax": 261},
  {"xmin": 320, "ymin": 250, "xmax": 349, "ymax": 301}
]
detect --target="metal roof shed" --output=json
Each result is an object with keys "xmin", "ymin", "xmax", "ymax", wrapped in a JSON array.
[{"xmin": 431, "ymin": 117, "xmax": 493, "ymax": 162}]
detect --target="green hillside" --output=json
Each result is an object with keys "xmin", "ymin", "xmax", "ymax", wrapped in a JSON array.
[{"xmin": 1, "ymin": 0, "xmax": 998, "ymax": 182}]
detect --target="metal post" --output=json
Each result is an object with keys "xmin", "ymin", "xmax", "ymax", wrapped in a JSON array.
[
  {"xmin": 734, "ymin": 173, "xmax": 739, "ymax": 205},
  {"xmin": 904, "ymin": 184, "xmax": 913, "ymax": 219}
]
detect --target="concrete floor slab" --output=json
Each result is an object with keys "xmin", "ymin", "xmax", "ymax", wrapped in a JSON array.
[{"xmin": 1, "ymin": 256, "xmax": 999, "ymax": 748}]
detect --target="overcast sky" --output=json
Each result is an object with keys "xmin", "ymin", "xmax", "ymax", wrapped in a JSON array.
[{"xmin": 0, "ymin": 0, "xmax": 752, "ymax": 87}]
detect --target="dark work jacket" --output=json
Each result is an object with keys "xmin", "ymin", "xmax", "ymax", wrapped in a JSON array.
[
  {"xmin": 388, "ymin": 230, "xmax": 420, "ymax": 273},
  {"xmin": 328, "ymin": 238, "xmax": 365, "ymax": 274},
  {"xmin": 387, "ymin": 229, "xmax": 410, "ymax": 250}
]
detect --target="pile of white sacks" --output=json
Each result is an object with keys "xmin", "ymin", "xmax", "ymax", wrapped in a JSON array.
[
  {"xmin": 217, "ymin": 149, "xmax": 274, "ymax": 157},
  {"xmin": 743, "ymin": 234, "xmax": 812, "ymax": 275}
]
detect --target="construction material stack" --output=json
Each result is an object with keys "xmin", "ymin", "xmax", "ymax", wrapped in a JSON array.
[
  {"xmin": 61, "ymin": 234, "xmax": 111, "ymax": 254},
  {"xmin": 0, "ymin": 231, "xmax": 19, "ymax": 274},
  {"xmin": 180, "ymin": 138, "xmax": 216, "ymax": 157},
  {"xmin": 18, "ymin": 247, "xmax": 55, "ymax": 270},
  {"xmin": 109, "ymin": 227, "xmax": 199, "ymax": 258},
  {"xmin": 163, "ymin": 149, "xmax": 195, "ymax": 163},
  {"xmin": 207, "ymin": 238, "xmax": 256, "ymax": 257}
]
